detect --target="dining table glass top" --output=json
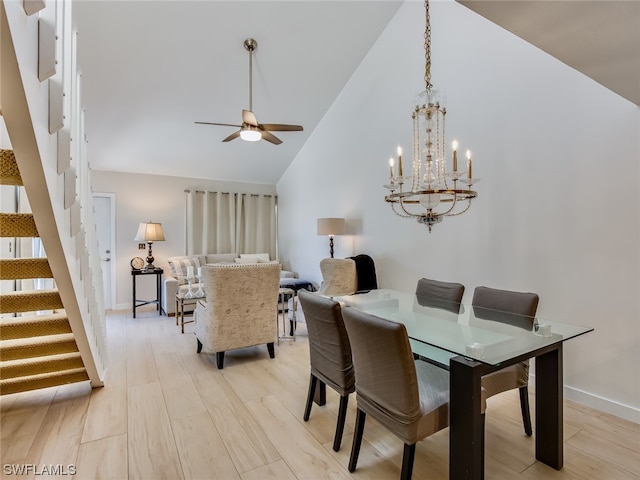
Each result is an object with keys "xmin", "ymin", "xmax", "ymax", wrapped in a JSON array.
[{"xmin": 332, "ymin": 289, "xmax": 593, "ymax": 366}]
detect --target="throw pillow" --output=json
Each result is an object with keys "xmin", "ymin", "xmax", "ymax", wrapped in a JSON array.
[
  {"xmin": 168, "ymin": 257, "xmax": 202, "ymax": 285},
  {"xmin": 240, "ymin": 253, "xmax": 270, "ymax": 263}
]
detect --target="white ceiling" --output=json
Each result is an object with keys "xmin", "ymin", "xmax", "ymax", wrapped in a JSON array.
[
  {"xmin": 74, "ymin": 1, "xmax": 403, "ymax": 185},
  {"xmin": 75, "ymin": 1, "xmax": 639, "ymax": 186}
]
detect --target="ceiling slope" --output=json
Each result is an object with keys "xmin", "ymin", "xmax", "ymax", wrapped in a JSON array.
[{"xmin": 457, "ymin": 0, "xmax": 640, "ymax": 106}]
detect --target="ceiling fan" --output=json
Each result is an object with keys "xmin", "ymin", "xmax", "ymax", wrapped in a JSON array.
[{"xmin": 195, "ymin": 38, "xmax": 303, "ymax": 145}]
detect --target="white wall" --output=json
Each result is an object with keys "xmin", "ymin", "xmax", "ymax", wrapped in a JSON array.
[
  {"xmin": 91, "ymin": 170, "xmax": 275, "ymax": 310},
  {"xmin": 277, "ymin": 1, "xmax": 640, "ymax": 422}
]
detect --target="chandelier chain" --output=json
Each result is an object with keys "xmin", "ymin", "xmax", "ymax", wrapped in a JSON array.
[{"xmin": 424, "ymin": 0, "xmax": 432, "ymax": 91}]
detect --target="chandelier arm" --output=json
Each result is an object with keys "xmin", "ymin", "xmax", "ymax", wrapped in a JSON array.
[
  {"xmin": 445, "ymin": 198, "xmax": 473, "ymax": 217},
  {"xmin": 391, "ymin": 201, "xmax": 413, "ymax": 218}
]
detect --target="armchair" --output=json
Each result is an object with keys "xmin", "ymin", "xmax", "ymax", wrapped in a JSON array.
[{"xmin": 194, "ymin": 262, "xmax": 281, "ymax": 369}]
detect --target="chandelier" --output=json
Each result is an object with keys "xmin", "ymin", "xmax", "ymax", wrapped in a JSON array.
[{"xmin": 384, "ymin": 0, "xmax": 478, "ymax": 232}]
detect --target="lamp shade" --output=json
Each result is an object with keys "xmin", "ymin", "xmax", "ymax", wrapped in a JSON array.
[
  {"xmin": 134, "ymin": 222, "xmax": 165, "ymax": 242},
  {"xmin": 317, "ymin": 218, "xmax": 345, "ymax": 236}
]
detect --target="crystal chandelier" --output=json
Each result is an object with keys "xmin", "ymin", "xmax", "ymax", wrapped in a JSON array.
[{"xmin": 384, "ymin": 0, "xmax": 478, "ymax": 232}]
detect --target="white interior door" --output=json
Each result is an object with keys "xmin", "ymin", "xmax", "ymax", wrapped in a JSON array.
[{"xmin": 93, "ymin": 194, "xmax": 115, "ymax": 310}]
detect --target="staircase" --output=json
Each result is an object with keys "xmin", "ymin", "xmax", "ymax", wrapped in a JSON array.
[{"xmin": 0, "ymin": 150, "xmax": 89, "ymax": 395}]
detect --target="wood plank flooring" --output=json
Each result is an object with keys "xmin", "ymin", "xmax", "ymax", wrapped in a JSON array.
[{"xmin": 1, "ymin": 308, "xmax": 638, "ymax": 479}]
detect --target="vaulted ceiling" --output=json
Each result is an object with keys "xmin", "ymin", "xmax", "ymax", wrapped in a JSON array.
[{"xmin": 74, "ymin": 1, "xmax": 639, "ymax": 185}]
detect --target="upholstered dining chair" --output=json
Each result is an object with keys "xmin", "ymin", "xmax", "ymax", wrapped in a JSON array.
[
  {"xmin": 342, "ymin": 307, "xmax": 450, "ymax": 480},
  {"xmin": 298, "ymin": 289, "xmax": 355, "ymax": 452},
  {"xmin": 193, "ymin": 263, "xmax": 281, "ymax": 369},
  {"xmin": 472, "ymin": 285, "xmax": 540, "ymax": 436},
  {"xmin": 319, "ymin": 258, "xmax": 357, "ymax": 296},
  {"xmin": 415, "ymin": 277, "xmax": 465, "ymax": 313}
]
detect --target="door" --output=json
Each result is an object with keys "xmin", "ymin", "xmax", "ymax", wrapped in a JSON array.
[{"xmin": 93, "ymin": 194, "xmax": 115, "ymax": 310}]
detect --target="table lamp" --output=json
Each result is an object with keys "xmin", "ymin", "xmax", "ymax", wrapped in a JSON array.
[
  {"xmin": 134, "ymin": 221, "xmax": 165, "ymax": 269},
  {"xmin": 317, "ymin": 218, "xmax": 345, "ymax": 258}
]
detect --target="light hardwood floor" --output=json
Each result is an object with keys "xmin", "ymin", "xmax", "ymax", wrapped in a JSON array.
[{"xmin": 1, "ymin": 309, "xmax": 638, "ymax": 480}]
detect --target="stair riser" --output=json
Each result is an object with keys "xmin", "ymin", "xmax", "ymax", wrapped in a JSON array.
[
  {"xmin": 1, "ymin": 355, "xmax": 84, "ymax": 379},
  {"xmin": 0, "ymin": 339, "xmax": 79, "ymax": 361}
]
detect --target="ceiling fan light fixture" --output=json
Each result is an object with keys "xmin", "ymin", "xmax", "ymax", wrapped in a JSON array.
[{"xmin": 240, "ymin": 126, "xmax": 262, "ymax": 142}]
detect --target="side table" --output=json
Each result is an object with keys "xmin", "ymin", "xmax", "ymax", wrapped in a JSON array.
[
  {"xmin": 176, "ymin": 290, "xmax": 205, "ymax": 334},
  {"xmin": 131, "ymin": 267, "xmax": 163, "ymax": 318},
  {"xmin": 277, "ymin": 287, "xmax": 297, "ymax": 343}
]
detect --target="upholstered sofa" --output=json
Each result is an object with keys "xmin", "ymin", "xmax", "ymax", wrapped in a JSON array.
[{"xmin": 161, "ymin": 253, "xmax": 296, "ymax": 316}]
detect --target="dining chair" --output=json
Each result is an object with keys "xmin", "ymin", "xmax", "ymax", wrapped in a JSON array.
[
  {"xmin": 342, "ymin": 306, "xmax": 450, "ymax": 480},
  {"xmin": 319, "ymin": 258, "xmax": 357, "ymax": 296},
  {"xmin": 472, "ymin": 285, "xmax": 539, "ymax": 436},
  {"xmin": 298, "ymin": 289, "xmax": 355, "ymax": 451},
  {"xmin": 415, "ymin": 277, "xmax": 465, "ymax": 313}
]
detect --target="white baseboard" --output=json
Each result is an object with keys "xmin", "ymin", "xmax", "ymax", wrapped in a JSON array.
[
  {"xmin": 530, "ymin": 374, "xmax": 639, "ymax": 424},
  {"xmin": 563, "ymin": 384, "xmax": 639, "ymax": 424}
]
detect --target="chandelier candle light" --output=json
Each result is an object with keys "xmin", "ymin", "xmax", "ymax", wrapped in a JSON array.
[{"xmin": 384, "ymin": 0, "xmax": 478, "ymax": 232}]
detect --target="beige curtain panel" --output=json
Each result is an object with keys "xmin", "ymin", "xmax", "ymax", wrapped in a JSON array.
[{"xmin": 185, "ymin": 190, "xmax": 277, "ymax": 258}]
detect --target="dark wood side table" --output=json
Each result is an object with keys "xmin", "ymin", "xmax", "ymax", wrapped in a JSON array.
[{"xmin": 131, "ymin": 267, "xmax": 163, "ymax": 318}]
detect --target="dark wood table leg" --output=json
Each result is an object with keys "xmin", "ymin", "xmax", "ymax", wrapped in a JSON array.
[
  {"xmin": 535, "ymin": 343, "xmax": 563, "ymax": 469},
  {"xmin": 157, "ymin": 271, "xmax": 161, "ymax": 312},
  {"xmin": 450, "ymin": 356, "xmax": 484, "ymax": 480}
]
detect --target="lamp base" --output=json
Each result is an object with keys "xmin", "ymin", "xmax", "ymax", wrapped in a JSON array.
[
  {"xmin": 329, "ymin": 235, "xmax": 335, "ymax": 258},
  {"xmin": 145, "ymin": 242, "xmax": 155, "ymax": 269}
]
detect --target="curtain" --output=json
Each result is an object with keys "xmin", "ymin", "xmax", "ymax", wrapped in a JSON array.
[{"xmin": 185, "ymin": 190, "xmax": 277, "ymax": 258}]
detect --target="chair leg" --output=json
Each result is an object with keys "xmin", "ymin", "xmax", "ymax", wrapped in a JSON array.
[
  {"xmin": 519, "ymin": 386, "xmax": 533, "ymax": 436},
  {"xmin": 196, "ymin": 338, "xmax": 202, "ymax": 353},
  {"xmin": 303, "ymin": 374, "xmax": 317, "ymax": 421},
  {"xmin": 481, "ymin": 413, "xmax": 486, "ymax": 476},
  {"xmin": 333, "ymin": 394, "xmax": 349, "ymax": 452},
  {"xmin": 348, "ymin": 409, "xmax": 366, "ymax": 472},
  {"xmin": 216, "ymin": 352, "xmax": 225, "ymax": 369},
  {"xmin": 400, "ymin": 443, "xmax": 416, "ymax": 480},
  {"xmin": 267, "ymin": 342, "xmax": 275, "ymax": 359}
]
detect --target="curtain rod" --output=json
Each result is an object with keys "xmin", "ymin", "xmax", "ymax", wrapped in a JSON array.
[{"xmin": 183, "ymin": 189, "xmax": 275, "ymax": 198}]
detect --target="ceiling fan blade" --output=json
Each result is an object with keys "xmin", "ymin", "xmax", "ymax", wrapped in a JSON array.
[
  {"xmin": 222, "ymin": 130, "xmax": 241, "ymax": 142},
  {"xmin": 261, "ymin": 130, "xmax": 282, "ymax": 145},
  {"xmin": 195, "ymin": 121, "xmax": 242, "ymax": 127},
  {"xmin": 242, "ymin": 110, "xmax": 258, "ymax": 126},
  {"xmin": 260, "ymin": 124, "xmax": 304, "ymax": 132}
]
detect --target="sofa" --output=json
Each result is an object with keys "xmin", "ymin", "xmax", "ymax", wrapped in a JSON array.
[{"xmin": 162, "ymin": 253, "xmax": 296, "ymax": 316}]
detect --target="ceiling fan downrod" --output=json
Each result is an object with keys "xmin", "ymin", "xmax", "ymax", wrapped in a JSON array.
[{"xmin": 244, "ymin": 38, "xmax": 257, "ymax": 113}]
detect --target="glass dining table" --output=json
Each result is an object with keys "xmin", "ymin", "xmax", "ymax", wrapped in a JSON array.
[{"xmin": 332, "ymin": 289, "xmax": 594, "ymax": 480}]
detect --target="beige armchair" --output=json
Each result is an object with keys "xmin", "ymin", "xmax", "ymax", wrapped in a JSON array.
[{"xmin": 194, "ymin": 263, "xmax": 281, "ymax": 369}]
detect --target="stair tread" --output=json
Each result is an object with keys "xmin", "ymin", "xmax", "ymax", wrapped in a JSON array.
[
  {"xmin": 0, "ymin": 312, "xmax": 68, "ymax": 326},
  {"xmin": 0, "ymin": 351, "xmax": 82, "ymax": 367},
  {"xmin": 0, "ymin": 149, "xmax": 22, "ymax": 186},
  {"xmin": 0, "ymin": 367, "xmax": 87, "ymax": 385},
  {"xmin": 0, "ymin": 369, "xmax": 90, "ymax": 395},
  {"xmin": 0, "ymin": 213, "xmax": 38, "ymax": 238},
  {"xmin": 0, "ymin": 258, "xmax": 53, "ymax": 280},
  {"xmin": 0, "ymin": 288, "xmax": 59, "ymax": 298},
  {"xmin": 0, "ymin": 332, "xmax": 75, "ymax": 348}
]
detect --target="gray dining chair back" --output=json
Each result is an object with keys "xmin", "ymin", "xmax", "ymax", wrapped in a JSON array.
[
  {"xmin": 298, "ymin": 289, "xmax": 355, "ymax": 451},
  {"xmin": 472, "ymin": 285, "xmax": 539, "ymax": 436},
  {"xmin": 342, "ymin": 306, "xmax": 449, "ymax": 480},
  {"xmin": 415, "ymin": 277, "xmax": 465, "ymax": 313}
]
